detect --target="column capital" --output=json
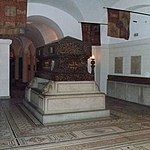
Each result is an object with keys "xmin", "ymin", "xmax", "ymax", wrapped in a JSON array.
[{"xmin": 0, "ymin": 39, "xmax": 12, "ymax": 45}]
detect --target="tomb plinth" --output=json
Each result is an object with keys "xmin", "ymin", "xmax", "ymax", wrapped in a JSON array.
[{"xmin": 24, "ymin": 36, "xmax": 110, "ymax": 124}]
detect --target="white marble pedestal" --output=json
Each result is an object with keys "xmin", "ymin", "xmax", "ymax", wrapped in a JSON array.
[
  {"xmin": 0, "ymin": 39, "xmax": 12, "ymax": 99},
  {"xmin": 24, "ymin": 78, "xmax": 110, "ymax": 124}
]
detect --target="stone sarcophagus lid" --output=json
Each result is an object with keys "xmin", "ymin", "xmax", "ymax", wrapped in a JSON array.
[{"xmin": 36, "ymin": 36, "xmax": 93, "ymax": 81}]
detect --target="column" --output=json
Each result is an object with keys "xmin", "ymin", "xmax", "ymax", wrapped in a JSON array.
[{"xmin": 0, "ymin": 39, "xmax": 12, "ymax": 99}]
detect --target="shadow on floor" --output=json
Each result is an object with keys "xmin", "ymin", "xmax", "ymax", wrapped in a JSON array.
[{"xmin": 10, "ymin": 80, "xmax": 27, "ymax": 102}]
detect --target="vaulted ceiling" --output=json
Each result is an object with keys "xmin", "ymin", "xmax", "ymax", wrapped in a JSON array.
[
  {"xmin": 28, "ymin": 0, "xmax": 84, "ymax": 20},
  {"xmin": 28, "ymin": 0, "xmax": 121, "ymax": 21},
  {"xmin": 28, "ymin": 0, "xmax": 150, "ymax": 21},
  {"xmin": 26, "ymin": 0, "xmax": 150, "ymax": 46}
]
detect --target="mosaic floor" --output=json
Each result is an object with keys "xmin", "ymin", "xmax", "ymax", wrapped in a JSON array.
[{"xmin": 0, "ymin": 94, "xmax": 150, "ymax": 150}]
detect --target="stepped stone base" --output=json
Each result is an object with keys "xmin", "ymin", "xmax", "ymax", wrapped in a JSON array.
[{"xmin": 24, "ymin": 78, "xmax": 110, "ymax": 124}]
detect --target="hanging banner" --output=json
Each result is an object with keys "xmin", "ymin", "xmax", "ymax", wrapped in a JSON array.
[
  {"xmin": 81, "ymin": 22, "xmax": 100, "ymax": 46},
  {"xmin": 0, "ymin": 0, "xmax": 27, "ymax": 38},
  {"xmin": 107, "ymin": 8, "xmax": 130, "ymax": 40}
]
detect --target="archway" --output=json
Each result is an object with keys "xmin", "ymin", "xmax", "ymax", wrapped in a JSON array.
[
  {"xmin": 27, "ymin": 15, "xmax": 64, "ymax": 45},
  {"xmin": 9, "ymin": 15, "xmax": 64, "ymax": 98}
]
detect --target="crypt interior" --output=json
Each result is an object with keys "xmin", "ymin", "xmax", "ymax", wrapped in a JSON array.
[{"xmin": 0, "ymin": 0, "xmax": 150, "ymax": 149}]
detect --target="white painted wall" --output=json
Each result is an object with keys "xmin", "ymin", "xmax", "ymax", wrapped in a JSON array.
[
  {"xmin": 114, "ymin": 0, "xmax": 150, "ymax": 9},
  {"xmin": 0, "ymin": 39, "xmax": 12, "ymax": 98},
  {"xmin": 90, "ymin": 45, "xmax": 109, "ymax": 94},
  {"xmin": 99, "ymin": 45, "xmax": 110, "ymax": 93},
  {"xmin": 109, "ymin": 38, "xmax": 150, "ymax": 77},
  {"xmin": 92, "ymin": 46, "xmax": 101, "ymax": 90},
  {"xmin": 74, "ymin": 0, "xmax": 106, "ymax": 22},
  {"xmin": 93, "ymin": 38, "xmax": 150, "ymax": 94}
]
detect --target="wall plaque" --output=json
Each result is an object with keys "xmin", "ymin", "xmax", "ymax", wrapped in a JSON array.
[
  {"xmin": 131, "ymin": 56, "xmax": 141, "ymax": 74},
  {"xmin": 115, "ymin": 57, "xmax": 123, "ymax": 74}
]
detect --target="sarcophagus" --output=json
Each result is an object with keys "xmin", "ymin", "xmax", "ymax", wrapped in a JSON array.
[
  {"xmin": 24, "ymin": 36, "xmax": 110, "ymax": 124},
  {"xmin": 36, "ymin": 36, "xmax": 93, "ymax": 81}
]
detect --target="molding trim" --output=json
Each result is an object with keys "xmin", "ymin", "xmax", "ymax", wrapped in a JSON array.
[
  {"xmin": 0, "ymin": 39, "xmax": 12, "ymax": 45},
  {"xmin": 108, "ymin": 75, "xmax": 150, "ymax": 85}
]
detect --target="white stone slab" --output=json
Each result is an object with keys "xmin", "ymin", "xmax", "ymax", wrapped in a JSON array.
[
  {"xmin": 23, "ymin": 99, "xmax": 110, "ymax": 124},
  {"xmin": 24, "ymin": 80, "xmax": 109, "ymax": 124}
]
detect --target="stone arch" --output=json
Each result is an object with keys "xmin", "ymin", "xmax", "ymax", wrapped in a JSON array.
[
  {"xmin": 25, "ymin": 23, "xmax": 45, "ymax": 48},
  {"xmin": 18, "ymin": 36, "xmax": 36, "ymax": 82},
  {"xmin": 27, "ymin": 15, "xmax": 64, "ymax": 44},
  {"xmin": 11, "ymin": 37, "xmax": 23, "ymax": 81},
  {"xmin": 11, "ymin": 36, "xmax": 36, "ymax": 83}
]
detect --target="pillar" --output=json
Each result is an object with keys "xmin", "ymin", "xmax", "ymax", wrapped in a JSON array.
[{"xmin": 0, "ymin": 39, "xmax": 12, "ymax": 99}]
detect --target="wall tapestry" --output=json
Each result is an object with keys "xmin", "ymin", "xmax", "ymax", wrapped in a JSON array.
[
  {"xmin": 0, "ymin": 0, "xmax": 27, "ymax": 38},
  {"xmin": 107, "ymin": 8, "xmax": 130, "ymax": 40},
  {"xmin": 81, "ymin": 22, "xmax": 100, "ymax": 46}
]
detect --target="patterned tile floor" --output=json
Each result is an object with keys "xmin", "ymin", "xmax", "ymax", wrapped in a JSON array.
[{"xmin": 0, "ymin": 91, "xmax": 150, "ymax": 150}]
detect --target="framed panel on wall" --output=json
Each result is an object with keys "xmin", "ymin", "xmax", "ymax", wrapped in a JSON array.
[
  {"xmin": 114, "ymin": 57, "xmax": 123, "ymax": 74},
  {"xmin": 131, "ymin": 56, "xmax": 141, "ymax": 74}
]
